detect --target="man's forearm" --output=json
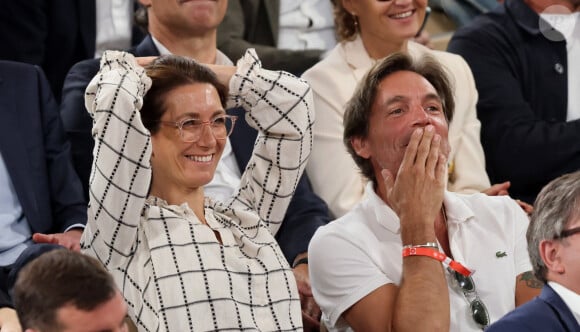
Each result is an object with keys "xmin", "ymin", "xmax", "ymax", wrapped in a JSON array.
[
  {"xmin": 394, "ymin": 212, "xmax": 450, "ymax": 331},
  {"xmin": 394, "ymin": 258, "xmax": 449, "ymax": 331}
]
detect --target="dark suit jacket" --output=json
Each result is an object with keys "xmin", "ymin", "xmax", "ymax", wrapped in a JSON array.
[
  {"xmin": 0, "ymin": 61, "xmax": 86, "ymax": 236},
  {"xmin": 60, "ymin": 36, "xmax": 330, "ymax": 263},
  {"xmin": 0, "ymin": 0, "xmax": 144, "ymax": 103},
  {"xmin": 217, "ymin": 0, "xmax": 323, "ymax": 76},
  {"xmin": 0, "ymin": 288, "xmax": 10, "ymax": 308},
  {"xmin": 448, "ymin": 0, "xmax": 580, "ymax": 204},
  {"xmin": 486, "ymin": 284, "xmax": 580, "ymax": 332}
]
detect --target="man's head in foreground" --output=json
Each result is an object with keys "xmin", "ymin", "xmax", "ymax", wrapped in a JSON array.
[{"xmin": 13, "ymin": 250, "xmax": 127, "ymax": 332}]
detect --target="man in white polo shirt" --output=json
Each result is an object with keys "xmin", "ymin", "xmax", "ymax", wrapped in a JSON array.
[{"xmin": 308, "ymin": 52, "xmax": 542, "ymax": 331}]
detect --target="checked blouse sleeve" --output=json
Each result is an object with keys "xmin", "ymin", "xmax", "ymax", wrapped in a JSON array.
[
  {"xmin": 81, "ymin": 51, "xmax": 153, "ymax": 269},
  {"xmin": 227, "ymin": 49, "xmax": 315, "ymax": 235}
]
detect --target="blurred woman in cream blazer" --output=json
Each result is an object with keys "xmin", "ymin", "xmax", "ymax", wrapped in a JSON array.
[{"xmin": 302, "ymin": 0, "xmax": 493, "ymax": 218}]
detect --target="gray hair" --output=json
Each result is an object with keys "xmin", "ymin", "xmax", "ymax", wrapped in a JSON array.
[
  {"xmin": 343, "ymin": 52, "xmax": 454, "ymax": 185},
  {"xmin": 527, "ymin": 171, "xmax": 580, "ymax": 282}
]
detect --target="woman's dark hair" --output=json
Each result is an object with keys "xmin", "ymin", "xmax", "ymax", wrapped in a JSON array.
[{"xmin": 140, "ymin": 55, "xmax": 228, "ymax": 134}]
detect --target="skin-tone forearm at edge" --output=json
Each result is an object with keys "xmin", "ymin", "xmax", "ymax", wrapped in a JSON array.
[{"xmin": 0, "ymin": 308, "xmax": 21, "ymax": 332}]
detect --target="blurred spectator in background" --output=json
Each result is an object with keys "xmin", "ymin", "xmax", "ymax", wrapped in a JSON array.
[
  {"xmin": 0, "ymin": 0, "xmax": 144, "ymax": 103},
  {"xmin": 0, "ymin": 60, "xmax": 86, "ymax": 308},
  {"xmin": 217, "ymin": 0, "xmax": 336, "ymax": 76},
  {"xmin": 448, "ymin": 0, "xmax": 580, "ymax": 205},
  {"xmin": 430, "ymin": 0, "xmax": 499, "ymax": 27}
]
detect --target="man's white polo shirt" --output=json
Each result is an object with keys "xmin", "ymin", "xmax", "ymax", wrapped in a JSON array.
[{"xmin": 309, "ymin": 182, "xmax": 531, "ymax": 332}]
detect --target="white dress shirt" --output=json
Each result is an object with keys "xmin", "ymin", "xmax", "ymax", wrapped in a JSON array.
[
  {"xmin": 278, "ymin": 0, "xmax": 336, "ymax": 51},
  {"xmin": 95, "ymin": 0, "xmax": 133, "ymax": 57},
  {"xmin": 548, "ymin": 281, "xmax": 580, "ymax": 325}
]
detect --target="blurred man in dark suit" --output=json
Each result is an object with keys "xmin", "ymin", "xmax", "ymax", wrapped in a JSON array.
[{"xmin": 0, "ymin": 60, "xmax": 86, "ymax": 331}]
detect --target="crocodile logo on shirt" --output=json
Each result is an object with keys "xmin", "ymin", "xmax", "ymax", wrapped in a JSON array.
[{"xmin": 495, "ymin": 251, "xmax": 507, "ymax": 258}]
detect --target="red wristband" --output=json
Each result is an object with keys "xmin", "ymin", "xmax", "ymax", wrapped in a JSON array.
[{"xmin": 402, "ymin": 247, "xmax": 473, "ymax": 277}]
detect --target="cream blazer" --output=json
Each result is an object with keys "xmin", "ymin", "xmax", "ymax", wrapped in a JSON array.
[{"xmin": 302, "ymin": 36, "xmax": 490, "ymax": 218}]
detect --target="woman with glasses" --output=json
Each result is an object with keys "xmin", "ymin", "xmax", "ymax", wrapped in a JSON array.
[{"xmin": 81, "ymin": 49, "xmax": 313, "ymax": 332}]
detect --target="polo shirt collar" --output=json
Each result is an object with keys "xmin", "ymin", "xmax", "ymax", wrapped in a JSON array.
[
  {"xmin": 364, "ymin": 182, "xmax": 400, "ymax": 234},
  {"xmin": 442, "ymin": 192, "xmax": 476, "ymax": 225},
  {"xmin": 365, "ymin": 182, "xmax": 475, "ymax": 235}
]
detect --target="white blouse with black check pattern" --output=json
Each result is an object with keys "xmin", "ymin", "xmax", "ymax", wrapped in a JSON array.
[{"xmin": 81, "ymin": 49, "xmax": 314, "ymax": 332}]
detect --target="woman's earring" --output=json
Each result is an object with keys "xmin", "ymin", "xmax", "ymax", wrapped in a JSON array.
[{"xmin": 352, "ymin": 13, "xmax": 359, "ymax": 30}]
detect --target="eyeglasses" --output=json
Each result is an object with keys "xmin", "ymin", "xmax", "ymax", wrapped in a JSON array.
[
  {"xmin": 159, "ymin": 115, "xmax": 237, "ymax": 142},
  {"xmin": 554, "ymin": 226, "xmax": 580, "ymax": 239},
  {"xmin": 451, "ymin": 269, "xmax": 490, "ymax": 329}
]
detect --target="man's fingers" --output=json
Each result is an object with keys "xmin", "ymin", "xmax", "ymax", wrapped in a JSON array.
[
  {"xmin": 482, "ymin": 181, "xmax": 511, "ymax": 196},
  {"xmin": 516, "ymin": 199, "xmax": 534, "ymax": 215},
  {"xmin": 399, "ymin": 128, "xmax": 422, "ymax": 171},
  {"xmin": 301, "ymin": 310, "xmax": 321, "ymax": 332},
  {"xmin": 70, "ymin": 242, "xmax": 82, "ymax": 252},
  {"xmin": 305, "ymin": 299, "xmax": 321, "ymax": 320},
  {"xmin": 414, "ymin": 125, "xmax": 435, "ymax": 168},
  {"xmin": 435, "ymin": 154, "xmax": 448, "ymax": 184},
  {"xmin": 32, "ymin": 233, "xmax": 56, "ymax": 244},
  {"xmin": 135, "ymin": 56, "xmax": 157, "ymax": 67},
  {"xmin": 425, "ymin": 133, "xmax": 441, "ymax": 178},
  {"xmin": 298, "ymin": 285, "xmax": 313, "ymax": 297}
]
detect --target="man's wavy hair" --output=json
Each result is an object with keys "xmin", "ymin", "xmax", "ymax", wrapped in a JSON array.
[{"xmin": 343, "ymin": 52, "xmax": 455, "ymax": 185}]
